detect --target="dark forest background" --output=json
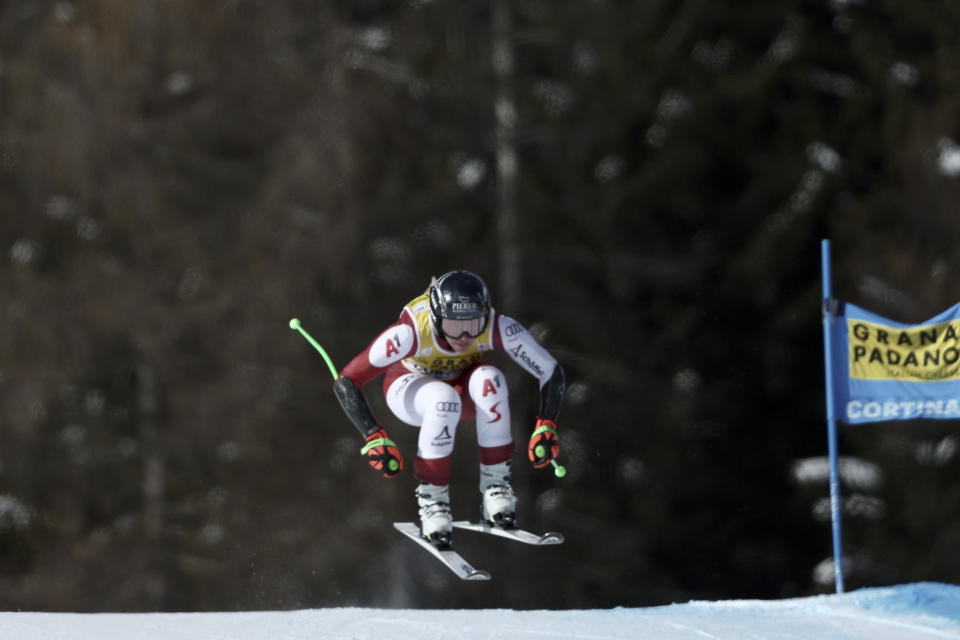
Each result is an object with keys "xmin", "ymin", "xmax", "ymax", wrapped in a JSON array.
[{"xmin": 3, "ymin": 0, "xmax": 960, "ymax": 612}]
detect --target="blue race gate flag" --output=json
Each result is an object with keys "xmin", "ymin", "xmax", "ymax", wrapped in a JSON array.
[{"xmin": 830, "ymin": 300, "xmax": 960, "ymax": 424}]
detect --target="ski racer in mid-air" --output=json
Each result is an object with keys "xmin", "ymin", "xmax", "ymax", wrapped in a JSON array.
[{"xmin": 332, "ymin": 269, "xmax": 566, "ymax": 548}]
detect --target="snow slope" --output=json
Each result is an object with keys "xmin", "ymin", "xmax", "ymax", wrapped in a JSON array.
[{"xmin": 2, "ymin": 582, "xmax": 958, "ymax": 640}]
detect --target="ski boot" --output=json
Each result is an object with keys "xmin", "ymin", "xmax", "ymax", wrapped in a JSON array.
[
  {"xmin": 480, "ymin": 460, "xmax": 518, "ymax": 529},
  {"xmin": 416, "ymin": 482, "xmax": 453, "ymax": 549}
]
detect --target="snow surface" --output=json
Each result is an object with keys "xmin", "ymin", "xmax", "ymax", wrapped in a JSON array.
[{"xmin": 3, "ymin": 582, "xmax": 959, "ymax": 639}]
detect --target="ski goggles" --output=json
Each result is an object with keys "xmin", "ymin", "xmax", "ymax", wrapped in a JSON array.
[{"xmin": 440, "ymin": 316, "xmax": 486, "ymax": 340}]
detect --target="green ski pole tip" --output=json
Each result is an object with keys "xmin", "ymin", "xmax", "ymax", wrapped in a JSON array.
[
  {"xmin": 552, "ymin": 461, "xmax": 567, "ymax": 478},
  {"xmin": 535, "ymin": 444, "xmax": 546, "ymax": 458},
  {"xmin": 289, "ymin": 318, "xmax": 301, "ymax": 330},
  {"xmin": 388, "ymin": 459, "xmax": 400, "ymax": 472}
]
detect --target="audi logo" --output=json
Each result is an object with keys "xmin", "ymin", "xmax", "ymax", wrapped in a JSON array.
[
  {"xmin": 435, "ymin": 401, "xmax": 461, "ymax": 412},
  {"xmin": 504, "ymin": 323, "xmax": 523, "ymax": 337}
]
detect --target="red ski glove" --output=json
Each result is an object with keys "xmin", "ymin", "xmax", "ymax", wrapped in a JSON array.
[
  {"xmin": 527, "ymin": 418, "xmax": 559, "ymax": 469},
  {"xmin": 361, "ymin": 428, "xmax": 404, "ymax": 478}
]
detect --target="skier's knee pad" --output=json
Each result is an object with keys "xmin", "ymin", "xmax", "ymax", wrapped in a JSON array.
[
  {"xmin": 468, "ymin": 365, "xmax": 509, "ymax": 412},
  {"xmin": 469, "ymin": 366, "xmax": 512, "ymax": 448},
  {"xmin": 415, "ymin": 380, "xmax": 463, "ymax": 421},
  {"xmin": 415, "ymin": 381, "xmax": 462, "ymax": 459}
]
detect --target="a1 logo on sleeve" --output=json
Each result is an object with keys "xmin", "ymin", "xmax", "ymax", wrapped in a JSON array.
[{"xmin": 369, "ymin": 324, "xmax": 414, "ymax": 367}]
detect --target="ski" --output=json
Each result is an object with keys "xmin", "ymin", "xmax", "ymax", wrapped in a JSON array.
[
  {"xmin": 452, "ymin": 521, "xmax": 564, "ymax": 545},
  {"xmin": 393, "ymin": 522, "xmax": 491, "ymax": 581}
]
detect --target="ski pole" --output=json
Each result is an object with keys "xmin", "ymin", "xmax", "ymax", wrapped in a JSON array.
[
  {"xmin": 289, "ymin": 318, "xmax": 339, "ymax": 380},
  {"xmin": 551, "ymin": 459, "xmax": 567, "ymax": 478},
  {"xmin": 534, "ymin": 444, "xmax": 567, "ymax": 478}
]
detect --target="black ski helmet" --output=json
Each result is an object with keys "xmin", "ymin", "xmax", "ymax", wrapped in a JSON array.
[{"xmin": 429, "ymin": 270, "xmax": 491, "ymax": 335}]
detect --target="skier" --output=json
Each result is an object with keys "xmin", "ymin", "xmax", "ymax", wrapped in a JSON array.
[{"xmin": 332, "ymin": 269, "xmax": 565, "ymax": 548}]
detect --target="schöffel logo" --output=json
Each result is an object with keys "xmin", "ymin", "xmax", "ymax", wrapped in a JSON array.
[
  {"xmin": 435, "ymin": 401, "xmax": 461, "ymax": 413},
  {"xmin": 504, "ymin": 322, "xmax": 523, "ymax": 337},
  {"xmin": 432, "ymin": 426, "xmax": 453, "ymax": 447},
  {"xmin": 510, "ymin": 344, "xmax": 545, "ymax": 377}
]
